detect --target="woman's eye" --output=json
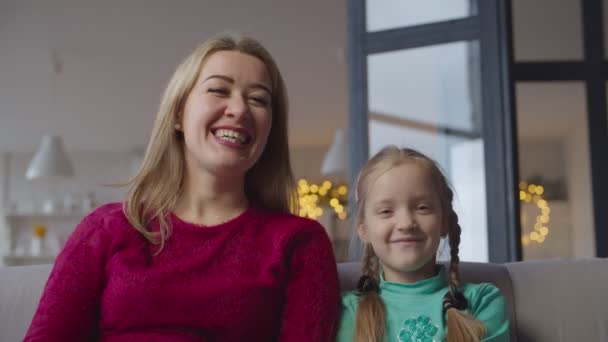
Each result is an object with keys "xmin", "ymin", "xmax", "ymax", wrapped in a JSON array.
[{"xmin": 208, "ymin": 88, "xmax": 228, "ymax": 95}]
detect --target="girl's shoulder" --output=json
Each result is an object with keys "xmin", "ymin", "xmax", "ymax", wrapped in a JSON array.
[
  {"xmin": 461, "ymin": 282, "xmax": 504, "ymax": 298},
  {"xmin": 340, "ymin": 290, "xmax": 361, "ymax": 312},
  {"xmin": 460, "ymin": 282, "xmax": 508, "ymax": 314}
]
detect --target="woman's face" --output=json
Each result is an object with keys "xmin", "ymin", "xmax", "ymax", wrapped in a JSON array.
[{"xmin": 180, "ymin": 50, "xmax": 273, "ymax": 178}]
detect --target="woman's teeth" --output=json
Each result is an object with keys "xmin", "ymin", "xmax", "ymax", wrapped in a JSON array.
[{"xmin": 214, "ymin": 129, "xmax": 248, "ymax": 144}]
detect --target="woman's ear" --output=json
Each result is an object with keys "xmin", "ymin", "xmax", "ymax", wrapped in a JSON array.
[{"xmin": 175, "ymin": 114, "xmax": 183, "ymax": 131}]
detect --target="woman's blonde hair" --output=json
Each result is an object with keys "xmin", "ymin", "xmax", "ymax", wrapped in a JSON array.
[
  {"xmin": 353, "ymin": 145, "xmax": 487, "ymax": 342},
  {"xmin": 123, "ymin": 32, "xmax": 297, "ymax": 251}
]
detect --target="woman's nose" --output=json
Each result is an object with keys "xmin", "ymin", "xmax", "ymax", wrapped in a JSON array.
[{"xmin": 225, "ymin": 95, "xmax": 249, "ymax": 119}]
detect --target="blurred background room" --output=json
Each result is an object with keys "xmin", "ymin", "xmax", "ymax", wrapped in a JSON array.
[{"xmin": 0, "ymin": 0, "xmax": 606, "ymax": 266}]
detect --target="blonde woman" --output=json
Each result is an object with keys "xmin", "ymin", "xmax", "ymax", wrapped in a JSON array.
[{"xmin": 25, "ymin": 33, "xmax": 339, "ymax": 341}]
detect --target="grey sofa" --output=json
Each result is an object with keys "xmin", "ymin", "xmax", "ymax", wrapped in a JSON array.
[{"xmin": 1, "ymin": 259, "xmax": 606, "ymax": 341}]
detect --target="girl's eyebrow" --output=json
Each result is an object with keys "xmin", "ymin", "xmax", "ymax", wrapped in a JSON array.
[{"xmin": 371, "ymin": 199, "xmax": 394, "ymax": 207}]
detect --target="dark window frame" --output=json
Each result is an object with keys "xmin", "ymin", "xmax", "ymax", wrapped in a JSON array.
[{"xmin": 346, "ymin": 0, "xmax": 521, "ymax": 262}]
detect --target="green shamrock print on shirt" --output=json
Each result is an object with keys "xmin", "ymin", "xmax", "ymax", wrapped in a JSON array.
[{"xmin": 398, "ymin": 315, "xmax": 439, "ymax": 342}]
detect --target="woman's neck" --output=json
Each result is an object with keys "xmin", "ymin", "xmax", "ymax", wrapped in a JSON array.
[{"xmin": 173, "ymin": 168, "xmax": 249, "ymax": 226}]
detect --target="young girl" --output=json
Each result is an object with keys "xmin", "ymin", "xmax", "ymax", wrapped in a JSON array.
[{"xmin": 337, "ymin": 146, "xmax": 509, "ymax": 342}]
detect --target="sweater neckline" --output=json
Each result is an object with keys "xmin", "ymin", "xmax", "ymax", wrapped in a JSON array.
[
  {"xmin": 380, "ymin": 265, "xmax": 447, "ymax": 297},
  {"xmin": 169, "ymin": 206, "xmax": 256, "ymax": 231}
]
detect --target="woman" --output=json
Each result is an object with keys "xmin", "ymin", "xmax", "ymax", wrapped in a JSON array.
[{"xmin": 24, "ymin": 33, "xmax": 339, "ymax": 341}]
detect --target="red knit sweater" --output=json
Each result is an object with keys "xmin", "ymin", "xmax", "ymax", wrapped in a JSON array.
[{"xmin": 24, "ymin": 203, "xmax": 340, "ymax": 341}]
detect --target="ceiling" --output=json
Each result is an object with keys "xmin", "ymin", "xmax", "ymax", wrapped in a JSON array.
[{"xmin": 0, "ymin": 0, "xmax": 348, "ymax": 153}]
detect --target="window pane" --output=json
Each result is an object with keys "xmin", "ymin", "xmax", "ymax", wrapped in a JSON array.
[
  {"xmin": 512, "ymin": 0, "xmax": 583, "ymax": 61},
  {"xmin": 366, "ymin": 0, "xmax": 475, "ymax": 32},
  {"xmin": 368, "ymin": 42, "xmax": 481, "ymax": 132},
  {"xmin": 516, "ymin": 82, "xmax": 595, "ymax": 259},
  {"xmin": 367, "ymin": 41, "xmax": 488, "ymax": 262}
]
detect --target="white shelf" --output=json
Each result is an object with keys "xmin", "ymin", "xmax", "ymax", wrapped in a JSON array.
[
  {"xmin": 1, "ymin": 209, "xmax": 86, "ymax": 266},
  {"xmin": 3, "ymin": 211, "xmax": 87, "ymax": 220},
  {"xmin": 3, "ymin": 254, "xmax": 56, "ymax": 266}
]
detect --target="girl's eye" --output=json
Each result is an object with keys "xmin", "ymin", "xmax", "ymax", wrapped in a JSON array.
[
  {"xmin": 417, "ymin": 204, "xmax": 432, "ymax": 212},
  {"xmin": 249, "ymin": 97, "xmax": 269, "ymax": 106},
  {"xmin": 378, "ymin": 209, "xmax": 393, "ymax": 216}
]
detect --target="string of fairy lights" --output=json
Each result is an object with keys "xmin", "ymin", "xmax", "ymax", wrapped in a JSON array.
[
  {"xmin": 519, "ymin": 182, "xmax": 551, "ymax": 246},
  {"xmin": 297, "ymin": 179, "xmax": 348, "ymax": 221}
]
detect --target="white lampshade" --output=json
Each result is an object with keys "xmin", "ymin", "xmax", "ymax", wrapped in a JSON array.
[
  {"xmin": 26, "ymin": 135, "xmax": 74, "ymax": 180},
  {"xmin": 321, "ymin": 129, "xmax": 348, "ymax": 178}
]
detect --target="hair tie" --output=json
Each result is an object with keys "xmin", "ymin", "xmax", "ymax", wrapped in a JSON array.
[
  {"xmin": 442, "ymin": 290, "xmax": 468, "ymax": 312},
  {"xmin": 357, "ymin": 275, "xmax": 379, "ymax": 293}
]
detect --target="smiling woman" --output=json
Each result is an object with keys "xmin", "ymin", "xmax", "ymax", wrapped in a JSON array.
[{"xmin": 23, "ymin": 33, "xmax": 340, "ymax": 342}]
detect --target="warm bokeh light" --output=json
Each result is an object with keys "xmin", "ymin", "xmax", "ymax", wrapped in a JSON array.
[
  {"xmin": 520, "ymin": 182, "xmax": 551, "ymax": 245},
  {"xmin": 297, "ymin": 179, "xmax": 349, "ymax": 220}
]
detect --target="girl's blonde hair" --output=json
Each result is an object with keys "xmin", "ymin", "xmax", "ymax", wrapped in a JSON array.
[
  {"xmin": 123, "ymin": 32, "xmax": 297, "ymax": 251},
  {"xmin": 353, "ymin": 145, "xmax": 486, "ymax": 342}
]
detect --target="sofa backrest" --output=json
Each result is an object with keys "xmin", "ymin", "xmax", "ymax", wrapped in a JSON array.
[
  {"xmin": 504, "ymin": 258, "xmax": 608, "ymax": 342},
  {"xmin": 2, "ymin": 259, "xmax": 606, "ymax": 342}
]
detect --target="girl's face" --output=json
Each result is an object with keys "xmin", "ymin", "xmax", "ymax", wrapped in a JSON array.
[
  {"xmin": 358, "ymin": 162, "xmax": 447, "ymax": 283},
  {"xmin": 180, "ymin": 50, "xmax": 273, "ymax": 178}
]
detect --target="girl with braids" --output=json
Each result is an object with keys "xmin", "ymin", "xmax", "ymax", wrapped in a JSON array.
[{"xmin": 337, "ymin": 146, "xmax": 509, "ymax": 342}]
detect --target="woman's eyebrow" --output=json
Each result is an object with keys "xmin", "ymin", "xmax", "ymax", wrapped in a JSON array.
[{"xmin": 203, "ymin": 74, "xmax": 271, "ymax": 94}]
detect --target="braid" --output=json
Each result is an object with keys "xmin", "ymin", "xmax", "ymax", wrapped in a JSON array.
[
  {"xmin": 443, "ymin": 206, "xmax": 487, "ymax": 342},
  {"xmin": 354, "ymin": 244, "xmax": 386, "ymax": 342},
  {"xmin": 361, "ymin": 244, "xmax": 380, "ymax": 286},
  {"xmin": 448, "ymin": 209, "xmax": 462, "ymax": 295}
]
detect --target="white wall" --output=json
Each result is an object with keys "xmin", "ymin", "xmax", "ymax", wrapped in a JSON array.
[
  {"xmin": 0, "ymin": 0, "xmax": 348, "ymax": 153},
  {"xmin": 566, "ymin": 118, "xmax": 596, "ymax": 258},
  {"xmin": 290, "ymin": 145, "xmax": 328, "ymax": 182}
]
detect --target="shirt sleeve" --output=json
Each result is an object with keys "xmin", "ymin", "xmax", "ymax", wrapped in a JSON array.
[
  {"xmin": 336, "ymin": 293, "xmax": 358, "ymax": 342},
  {"xmin": 278, "ymin": 222, "xmax": 340, "ymax": 342},
  {"xmin": 470, "ymin": 283, "xmax": 511, "ymax": 342},
  {"xmin": 24, "ymin": 210, "xmax": 112, "ymax": 342}
]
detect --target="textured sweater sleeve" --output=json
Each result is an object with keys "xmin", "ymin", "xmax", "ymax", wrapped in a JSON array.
[
  {"xmin": 278, "ymin": 222, "xmax": 340, "ymax": 342},
  {"xmin": 24, "ymin": 209, "xmax": 113, "ymax": 341},
  {"xmin": 470, "ymin": 284, "xmax": 511, "ymax": 342}
]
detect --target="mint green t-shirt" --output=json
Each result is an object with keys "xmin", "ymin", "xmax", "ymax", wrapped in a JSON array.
[{"xmin": 336, "ymin": 267, "xmax": 510, "ymax": 342}]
